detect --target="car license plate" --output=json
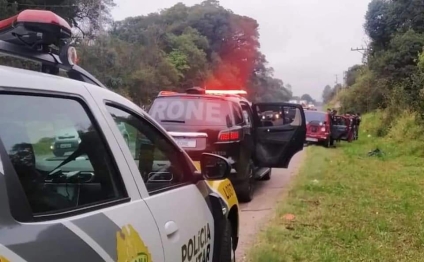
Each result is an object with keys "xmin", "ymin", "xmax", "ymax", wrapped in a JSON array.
[
  {"xmin": 306, "ymin": 137, "xmax": 318, "ymax": 142},
  {"xmin": 60, "ymin": 143, "xmax": 72, "ymax": 148},
  {"xmin": 193, "ymin": 161, "xmax": 201, "ymax": 171},
  {"xmin": 174, "ymin": 138, "xmax": 196, "ymax": 148}
]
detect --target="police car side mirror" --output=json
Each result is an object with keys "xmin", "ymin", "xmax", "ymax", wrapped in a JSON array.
[{"xmin": 200, "ymin": 153, "xmax": 231, "ymax": 180}]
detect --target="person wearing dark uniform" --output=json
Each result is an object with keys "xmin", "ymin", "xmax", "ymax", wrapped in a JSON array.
[{"xmin": 356, "ymin": 112, "xmax": 361, "ymax": 139}]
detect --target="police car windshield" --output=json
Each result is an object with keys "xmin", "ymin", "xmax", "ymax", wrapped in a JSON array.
[
  {"xmin": 305, "ymin": 111, "xmax": 326, "ymax": 122},
  {"xmin": 149, "ymin": 96, "xmax": 231, "ymax": 126}
]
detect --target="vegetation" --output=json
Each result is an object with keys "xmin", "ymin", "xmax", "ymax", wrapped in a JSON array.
[
  {"xmin": 248, "ymin": 112, "xmax": 424, "ymax": 261},
  {"xmin": 330, "ymin": 0, "xmax": 424, "ymax": 118},
  {"xmin": 250, "ymin": 2, "xmax": 424, "ymax": 260},
  {"xmin": 0, "ymin": 0, "xmax": 309, "ymax": 105}
]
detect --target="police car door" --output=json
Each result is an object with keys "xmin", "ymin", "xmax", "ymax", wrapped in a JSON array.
[
  {"xmin": 252, "ymin": 103, "xmax": 306, "ymax": 168},
  {"xmin": 100, "ymin": 102, "xmax": 215, "ymax": 262},
  {"xmin": 0, "ymin": 85, "xmax": 164, "ymax": 262}
]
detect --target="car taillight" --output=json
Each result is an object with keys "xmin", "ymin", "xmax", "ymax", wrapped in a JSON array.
[
  {"xmin": 218, "ymin": 130, "xmax": 241, "ymax": 142},
  {"xmin": 321, "ymin": 127, "xmax": 326, "ymax": 132}
]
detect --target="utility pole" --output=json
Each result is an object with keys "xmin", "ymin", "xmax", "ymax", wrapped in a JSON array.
[
  {"xmin": 343, "ymin": 71, "xmax": 347, "ymax": 88},
  {"xmin": 350, "ymin": 47, "xmax": 367, "ymax": 54},
  {"xmin": 335, "ymin": 74, "xmax": 339, "ymax": 96},
  {"xmin": 351, "ymin": 46, "xmax": 368, "ymax": 64}
]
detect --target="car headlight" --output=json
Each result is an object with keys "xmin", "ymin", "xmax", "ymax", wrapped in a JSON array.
[{"xmin": 78, "ymin": 138, "xmax": 82, "ymax": 144}]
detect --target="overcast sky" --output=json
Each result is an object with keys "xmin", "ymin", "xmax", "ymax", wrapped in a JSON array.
[{"xmin": 112, "ymin": 0, "xmax": 371, "ymax": 101}]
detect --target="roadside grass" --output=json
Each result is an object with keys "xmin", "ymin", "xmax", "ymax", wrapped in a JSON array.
[{"xmin": 248, "ymin": 113, "xmax": 424, "ymax": 262}]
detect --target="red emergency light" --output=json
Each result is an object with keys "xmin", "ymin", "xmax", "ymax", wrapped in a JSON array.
[
  {"xmin": 205, "ymin": 90, "xmax": 247, "ymax": 96},
  {"xmin": 0, "ymin": 10, "xmax": 104, "ymax": 86},
  {"xmin": 0, "ymin": 10, "xmax": 78, "ymax": 66},
  {"xmin": 0, "ymin": 10, "xmax": 72, "ymax": 48},
  {"xmin": 158, "ymin": 91, "xmax": 178, "ymax": 96}
]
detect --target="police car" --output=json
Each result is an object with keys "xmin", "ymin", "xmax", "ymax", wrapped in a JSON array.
[
  {"xmin": 148, "ymin": 88, "xmax": 307, "ymax": 202},
  {"xmin": 0, "ymin": 10, "xmax": 306, "ymax": 262}
]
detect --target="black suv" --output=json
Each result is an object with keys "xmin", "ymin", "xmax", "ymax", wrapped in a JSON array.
[{"xmin": 148, "ymin": 88, "xmax": 307, "ymax": 202}]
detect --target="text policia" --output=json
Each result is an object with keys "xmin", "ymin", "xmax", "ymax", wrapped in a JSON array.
[
  {"xmin": 182, "ymin": 223, "xmax": 212, "ymax": 262},
  {"xmin": 149, "ymin": 99, "xmax": 230, "ymax": 125}
]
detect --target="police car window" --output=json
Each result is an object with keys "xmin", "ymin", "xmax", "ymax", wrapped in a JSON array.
[
  {"xmin": 241, "ymin": 104, "xmax": 252, "ymax": 125},
  {"xmin": 232, "ymin": 103, "xmax": 244, "ymax": 125},
  {"xmin": 0, "ymin": 94, "xmax": 126, "ymax": 217},
  {"xmin": 106, "ymin": 105, "xmax": 189, "ymax": 193},
  {"xmin": 256, "ymin": 105, "xmax": 301, "ymax": 127},
  {"xmin": 149, "ymin": 96, "xmax": 232, "ymax": 126}
]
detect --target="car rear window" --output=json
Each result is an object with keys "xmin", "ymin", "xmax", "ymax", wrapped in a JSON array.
[
  {"xmin": 305, "ymin": 111, "xmax": 326, "ymax": 123},
  {"xmin": 149, "ymin": 96, "xmax": 232, "ymax": 126}
]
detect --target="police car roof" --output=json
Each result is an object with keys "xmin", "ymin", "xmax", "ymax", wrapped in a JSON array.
[
  {"xmin": 0, "ymin": 64, "xmax": 144, "ymax": 114},
  {"xmin": 0, "ymin": 64, "xmax": 85, "ymax": 90}
]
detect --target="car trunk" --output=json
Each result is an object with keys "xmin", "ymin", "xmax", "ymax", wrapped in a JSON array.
[{"xmin": 307, "ymin": 120, "xmax": 323, "ymax": 134}]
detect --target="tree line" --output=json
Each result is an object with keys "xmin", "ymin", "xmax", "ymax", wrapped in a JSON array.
[
  {"xmin": 331, "ymin": 0, "xmax": 424, "ymax": 122},
  {"xmin": 0, "ymin": 0, "xmax": 298, "ymax": 106}
]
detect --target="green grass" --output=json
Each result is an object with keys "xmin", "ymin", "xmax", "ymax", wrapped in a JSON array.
[{"xmin": 248, "ymin": 116, "xmax": 424, "ymax": 262}]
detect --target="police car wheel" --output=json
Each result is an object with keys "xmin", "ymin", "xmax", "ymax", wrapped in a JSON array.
[
  {"xmin": 237, "ymin": 161, "xmax": 254, "ymax": 203},
  {"xmin": 219, "ymin": 218, "xmax": 236, "ymax": 262}
]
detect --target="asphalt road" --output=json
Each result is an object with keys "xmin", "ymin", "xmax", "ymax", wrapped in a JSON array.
[{"xmin": 235, "ymin": 150, "xmax": 306, "ymax": 261}]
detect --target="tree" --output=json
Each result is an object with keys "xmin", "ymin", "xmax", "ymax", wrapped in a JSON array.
[
  {"xmin": 107, "ymin": 0, "xmax": 288, "ymax": 103},
  {"xmin": 0, "ymin": 0, "xmax": 17, "ymax": 19},
  {"xmin": 345, "ymin": 65, "xmax": 364, "ymax": 87},
  {"xmin": 322, "ymin": 85, "xmax": 332, "ymax": 103},
  {"xmin": 0, "ymin": 0, "xmax": 290, "ymax": 105},
  {"xmin": 300, "ymin": 94, "xmax": 314, "ymax": 103}
]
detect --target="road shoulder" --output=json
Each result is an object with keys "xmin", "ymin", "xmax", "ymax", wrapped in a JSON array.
[{"xmin": 236, "ymin": 151, "xmax": 306, "ymax": 261}]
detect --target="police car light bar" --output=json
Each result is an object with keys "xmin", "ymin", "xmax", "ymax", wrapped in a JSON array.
[
  {"xmin": 205, "ymin": 90, "xmax": 247, "ymax": 95},
  {"xmin": 158, "ymin": 91, "xmax": 178, "ymax": 96},
  {"xmin": 0, "ymin": 10, "xmax": 105, "ymax": 88},
  {"xmin": 0, "ymin": 10, "xmax": 72, "ymax": 45}
]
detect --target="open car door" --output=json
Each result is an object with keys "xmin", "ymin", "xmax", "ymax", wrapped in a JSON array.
[
  {"xmin": 252, "ymin": 103, "xmax": 306, "ymax": 168},
  {"xmin": 331, "ymin": 115, "xmax": 348, "ymax": 140}
]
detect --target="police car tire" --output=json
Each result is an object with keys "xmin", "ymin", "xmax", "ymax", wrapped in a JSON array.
[
  {"xmin": 219, "ymin": 218, "xmax": 236, "ymax": 262},
  {"xmin": 237, "ymin": 161, "xmax": 254, "ymax": 203}
]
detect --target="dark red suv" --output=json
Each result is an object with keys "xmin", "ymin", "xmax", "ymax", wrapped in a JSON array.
[{"xmin": 305, "ymin": 111, "xmax": 334, "ymax": 147}]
